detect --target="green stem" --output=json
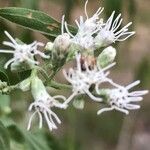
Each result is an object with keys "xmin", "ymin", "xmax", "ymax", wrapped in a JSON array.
[
  {"xmin": 48, "ymin": 80, "xmax": 71, "ymax": 90},
  {"xmin": 31, "ymin": 68, "xmax": 37, "ymax": 78}
]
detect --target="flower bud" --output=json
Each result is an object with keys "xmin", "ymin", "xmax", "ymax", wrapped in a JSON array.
[
  {"xmin": 31, "ymin": 76, "xmax": 49, "ymax": 101},
  {"xmin": 54, "ymin": 33, "xmax": 71, "ymax": 52},
  {"xmin": 97, "ymin": 46, "xmax": 116, "ymax": 68},
  {"xmin": 45, "ymin": 42, "xmax": 54, "ymax": 51},
  {"xmin": 73, "ymin": 99, "xmax": 85, "ymax": 110},
  {"xmin": 0, "ymin": 80, "xmax": 7, "ymax": 90},
  {"xmin": 94, "ymin": 30, "xmax": 114, "ymax": 48}
]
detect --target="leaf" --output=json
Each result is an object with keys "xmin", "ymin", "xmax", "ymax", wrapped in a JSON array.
[
  {"xmin": 0, "ymin": 95, "xmax": 11, "ymax": 116},
  {"xmin": 0, "ymin": 55, "xmax": 9, "ymax": 83},
  {"xmin": 8, "ymin": 125, "xmax": 54, "ymax": 150},
  {"xmin": 0, "ymin": 71, "xmax": 9, "ymax": 83},
  {"xmin": 104, "ymin": 0, "xmax": 123, "ymax": 17},
  {"xmin": 0, "ymin": 7, "xmax": 76, "ymax": 39},
  {"xmin": 0, "ymin": 121, "xmax": 10, "ymax": 150}
]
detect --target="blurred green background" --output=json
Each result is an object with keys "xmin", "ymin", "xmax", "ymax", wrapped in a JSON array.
[{"xmin": 0, "ymin": 0, "xmax": 150, "ymax": 150}]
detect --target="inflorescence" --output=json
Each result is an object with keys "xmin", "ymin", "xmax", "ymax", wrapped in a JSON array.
[{"xmin": 0, "ymin": 0, "xmax": 148, "ymax": 131}]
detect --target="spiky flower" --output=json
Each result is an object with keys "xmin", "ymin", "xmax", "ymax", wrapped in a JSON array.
[
  {"xmin": 64, "ymin": 0, "xmax": 104, "ymax": 50},
  {"xmin": 94, "ymin": 11, "xmax": 135, "ymax": 48},
  {"xmin": 63, "ymin": 53, "xmax": 115, "ymax": 105},
  {"xmin": 0, "ymin": 31, "xmax": 49, "ymax": 69},
  {"xmin": 97, "ymin": 81, "xmax": 148, "ymax": 115},
  {"xmin": 27, "ymin": 76, "xmax": 67, "ymax": 131}
]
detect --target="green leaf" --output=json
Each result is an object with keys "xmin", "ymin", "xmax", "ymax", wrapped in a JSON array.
[
  {"xmin": 0, "ymin": 7, "xmax": 76, "ymax": 39},
  {"xmin": 0, "ymin": 95, "xmax": 11, "ymax": 116},
  {"xmin": 8, "ymin": 125, "xmax": 55, "ymax": 150},
  {"xmin": 0, "ymin": 121, "xmax": 10, "ymax": 150},
  {"xmin": 0, "ymin": 71, "xmax": 9, "ymax": 83},
  {"xmin": 0, "ymin": 55, "xmax": 9, "ymax": 83}
]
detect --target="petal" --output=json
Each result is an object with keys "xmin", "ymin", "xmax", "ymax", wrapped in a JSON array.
[
  {"xmin": 129, "ymin": 90, "xmax": 149, "ymax": 96},
  {"xmin": 125, "ymin": 104, "xmax": 140, "ymax": 110},
  {"xmin": 126, "ymin": 80, "xmax": 140, "ymax": 90},
  {"xmin": 127, "ymin": 97, "xmax": 143, "ymax": 102},
  {"xmin": 113, "ymin": 106, "xmax": 129, "ymax": 114},
  {"xmin": 97, "ymin": 107, "xmax": 114, "ymax": 115}
]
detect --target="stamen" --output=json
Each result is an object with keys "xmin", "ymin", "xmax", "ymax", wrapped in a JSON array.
[
  {"xmin": 3, "ymin": 41, "xmax": 16, "ymax": 48},
  {"xmin": 64, "ymin": 22, "xmax": 74, "ymax": 37},
  {"xmin": 4, "ymin": 31, "xmax": 18, "ymax": 46},
  {"xmin": 85, "ymin": 89, "xmax": 102, "ymax": 102},
  {"xmin": 85, "ymin": 0, "xmax": 89, "ymax": 19},
  {"xmin": 4, "ymin": 58, "xmax": 15, "ymax": 69},
  {"xmin": 61, "ymin": 15, "xmax": 65, "ymax": 35},
  {"xmin": 27, "ymin": 110, "xmax": 38, "ymax": 130},
  {"xmin": 97, "ymin": 107, "xmax": 114, "ymax": 115},
  {"xmin": 0, "ymin": 49, "xmax": 14, "ymax": 54},
  {"xmin": 126, "ymin": 80, "xmax": 140, "ymax": 90}
]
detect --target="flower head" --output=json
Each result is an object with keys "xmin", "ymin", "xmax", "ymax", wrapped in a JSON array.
[
  {"xmin": 27, "ymin": 76, "xmax": 67, "ymax": 131},
  {"xmin": 63, "ymin": 53, "xmax": 115, "ymax": 105},
  {"xmin": 64, "ymin": 0, "xmax": 104, "ymax": 50},
  {"xmin": 0, "ymin": 31, "xmax": 49, "ymax": 69},
  {"xmin": 97, "ymin": 80, "xmax": 148, "ymax": 115},
  {"xmin": 95, "ymin": 11, "xmax": 135, "ymax": 47}
]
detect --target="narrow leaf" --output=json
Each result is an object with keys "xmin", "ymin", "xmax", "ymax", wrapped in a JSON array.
[
  {"xmin": 0, "ymin": 7, "xmax": 76, "ymax": 39},
  {"xmin": 0, "ymin": 121, "xmax": 10, "ymax": 150}
]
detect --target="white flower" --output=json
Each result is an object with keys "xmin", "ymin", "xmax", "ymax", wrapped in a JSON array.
[
  {"xmin": 27, "ymin": 76, "xmax": 67, "ymax": 131},
  {"xmin": 94, "ymin": 11, "xmax": 135, "ymax": 47},
  {"xmin": 63, "ymin": 53, "xmax": 115, "ymax": 105},
  {"xmin": 97, "ymin": 80, "xmax": 148, "ymax": 115},
  {"xmin": 64, "ymin": 0, "xmax": 104, "ymax": 50},
  {"xmin": 76, "ymin": 0, "xmax": 104, "ymax": 34},
  {"xmin": 0, "ymin": 31, "xmax": 49, "ymax": 69}
]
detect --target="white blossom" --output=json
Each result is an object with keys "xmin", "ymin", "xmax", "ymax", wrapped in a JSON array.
[
  {"xmin": 95, "ymin": 11, "xmax": 135, "ymax": 47},
  {"xmin": 63, "ymin": 53, "xmax": 115, "ymax": 105},
  {"xmin": 27, "ymin": 77, "xmax": 67, "ymax": 131},
  {"xmin": 97, "ymin": 80, "xmax": 148, "ymax": 115},
  {"xmin": 0, "ymin": 31, "xmax": 49, "ymax": 69},
  {"xmin": 64, "ymin": 0, "xmax": 104, "ymax": 50}
]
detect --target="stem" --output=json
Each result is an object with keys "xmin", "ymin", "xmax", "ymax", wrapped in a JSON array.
[
  {"xmin": 31, "ymin": 68, "xmax": 38, "ymax": 79},
  {"xmin": 48, "ymin": 80, "xmax": 71, "ymax": 90}
]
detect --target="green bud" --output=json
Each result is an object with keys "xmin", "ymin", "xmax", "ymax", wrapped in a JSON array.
[
  {"xmin": 31, "ymin": 76, "xmax": 48, "ymax": 101},
  {"xmin": 73, "ymin": 99, "xmax": 85, "ymax": 110},
  {"xmin": 45, "ymin": 42, "xmax": 54, "ymax": 51},
  {"xmin": 97, "ymin": 46, "xmax": 116, "ymax": 68},
  {"xmin": 97, "ymin": 89, "xmax": 110, "ymax": 102},
  {"xmin": 18, "ymin": 78, "xmax": 31, "ymax": 92},
  {"xmin": 0, "ymin": 80, "xmax": 7, "ymax": 90}
]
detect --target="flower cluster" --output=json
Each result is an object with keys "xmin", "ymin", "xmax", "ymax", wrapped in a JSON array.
[
  {"xmin": 61, "ymin": 0, "xmax": 148, "ymax": 115},
  {"xmin": 63, "ymin": 52, "xmax": 148, "ymax": 115},
  {"xmin": 63, "ymin": 0, "xmax": 135, "ymax": 50},
  {"xmin": 0, "ymin": 0, "xmax": 148, "ymax": 132}
]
